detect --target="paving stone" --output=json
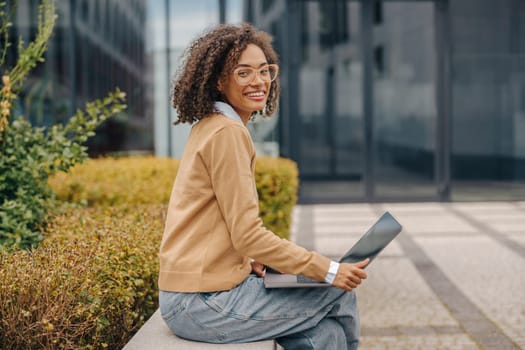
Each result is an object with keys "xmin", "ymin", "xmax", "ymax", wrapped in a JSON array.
[
  {"xmin": 455, "ymin": 209, "xmax": 525, "ymax": 218},
  {"xmin": 356, "ymin": 259, "xmax": 458, "ymax": 328},
  {"xmin": 386, "ymin": 212, "xmax": 479, "ymax": 235},
  {"xmin": 449, "ymin": 202, "xmax": 517, "ymax": 211},
  {"xmin": 515, "ymin": 202, "xmax": 525, "ymax": 210},
  {"xmin": 312, "ymin": 204, "xmax": 377, "ymax": 215},
  {"xmin": 290, "ymin": 201, "xmax": 525, "ymax": 350},
  {"xmin": 378, "ymin": 202, "xmax": 451, "ymax": 212},
  {"xmin": 311, "ymin": 222, "xmax": 376, "ymax": 236},
  {"xmin": 316, "ymin": 236, "xmax": 404, "ymax": 258},
  {"xmin": 415, "ymin": 235, "xmax": 525, "ymax": 349},
  {"xmin": 359, "ymin": 334, "xmax": 479, "ymax": 350},
  {"xmin": 508, "ymin": 234, "xmax": 525, "ymax": 247},
  {"xmin": 485, "ymin": 218, "xmax": 525, "ymax": 232}
]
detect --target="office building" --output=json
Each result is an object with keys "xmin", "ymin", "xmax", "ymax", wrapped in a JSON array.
[
  {"xmin": 9, "ymin": 0, "xmax": 525, "ymax": 202},
  {"xmin": 245, "ymin": 0, "xmax": 525, "ymax": 202},
  {"xmin": 6, "ymin": 0, "xmax": 150, "ymax": 154}
]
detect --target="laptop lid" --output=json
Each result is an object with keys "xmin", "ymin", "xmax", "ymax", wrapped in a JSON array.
[
  {"xmin": 263, "ymin": 211, "xmax": 402, "ymax": 288},
  {"xmin": 338, "ymin": 211, "xmax": 402, "ymax": 264}
]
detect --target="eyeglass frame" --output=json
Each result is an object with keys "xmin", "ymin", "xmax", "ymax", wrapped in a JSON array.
[{"xmin": 231, "ymin": 64, "xmax": 279, "ymax": 86}]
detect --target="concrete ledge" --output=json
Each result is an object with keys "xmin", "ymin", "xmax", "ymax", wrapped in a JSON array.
[{"xmin": 123, "ymin": 309, "xmax": 283, "ymax": 350}]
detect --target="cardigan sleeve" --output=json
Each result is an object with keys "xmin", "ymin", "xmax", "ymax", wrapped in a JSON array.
[{"xmin": 203, "ymin": 124, "xmax": 330, "ymax": 282}]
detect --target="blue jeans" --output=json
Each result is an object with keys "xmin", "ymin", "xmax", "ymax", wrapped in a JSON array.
[{"xmin": 159, "ymin": 275, "xmax": 360, "ymax": 350}]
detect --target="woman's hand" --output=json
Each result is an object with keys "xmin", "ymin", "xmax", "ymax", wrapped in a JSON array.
[
  {"xmin": 332, "ymin": 259, "xmax": 369, "ymax": 291},
  {"xmin": 251, "ymin": 261, "xmax": 266, "ymax": 277}
]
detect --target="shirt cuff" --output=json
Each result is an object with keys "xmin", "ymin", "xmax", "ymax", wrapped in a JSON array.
[{"xmin": 324, "ymin": 260, "xmax": 340, "ymax": 284}]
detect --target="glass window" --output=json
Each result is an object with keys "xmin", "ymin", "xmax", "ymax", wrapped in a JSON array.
[
  {"xmin": 372, "ymin": 1, "xmax": 438, "ymax": 199},
  {"xmin": 451, "ymin": 0, "xmax": 525, "ymax": 200},
  {"xmin": 295, "ymin": 1, "xmax": 364, "ymax": 200}
]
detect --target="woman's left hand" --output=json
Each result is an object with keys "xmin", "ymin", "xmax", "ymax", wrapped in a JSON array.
[{"xmin": 251, "ymin": 261, "xmax": 266, "ymax": 277}]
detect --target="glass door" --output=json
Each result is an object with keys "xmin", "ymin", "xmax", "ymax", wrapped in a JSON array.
[
  {"xmin": 371, "ymin": 1, "xmax": 440, "ymax": 200},
  {"xmin": 450, "ymin": 0, "xmax": 525, "ymax": 201},
  {"xmin": 296, "ymin": 0, "xmax": 366, "ymax": 201}
]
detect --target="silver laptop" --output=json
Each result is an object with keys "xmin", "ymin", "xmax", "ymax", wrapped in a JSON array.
[{"xmin": 263, "ymin": 212, "xmax": 402, "ymax": 288}]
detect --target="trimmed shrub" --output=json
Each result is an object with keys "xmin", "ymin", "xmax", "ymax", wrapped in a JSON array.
[
  {"xmin": 255, "ymin": 157, "xmax": 299, "ymax": 239},
  {"xmin": 48, "ymin": 157, "xmax": 179, "ymax": 207},
  {"xmin": 0, "ymin": 205, "xmax": 164, "ymax": 350},
  {"xmin": 49, "ymin": 156, "xmax": 299, "ymax": 239},
  {"xmin": 0, "ymin": 156, "xmax": 299, "ymax": 348}
]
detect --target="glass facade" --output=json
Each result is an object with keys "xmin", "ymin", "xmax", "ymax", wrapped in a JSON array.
[
  {"xmin": 6, "ymin": 0, "xmax": 525, "ymax": 202},
  {"xmin": 450, "ymin": 0, "xmax": 525, "ymax": 200},
  {"xmin": 372, "ymin": 2, "xmax": 437, "ymax": 199},
  {"xmin": 5, "ymin": 0, "xmax": 150, "ymax": 155},
  {"xmin": 148, "ymin": 0, "xmax": 249, "ymax": 157},
  {"xmin": 247, "ymin": 0, "xmax": 525, "ymax": 202},
  {"xmin": 247, "ymin": 1, "xmax": 366, "ymax": 201}
]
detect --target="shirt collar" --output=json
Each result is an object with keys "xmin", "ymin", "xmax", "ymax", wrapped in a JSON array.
[{"xmin": 214, "ymin": 101, "xmax": 244, "ymax": 125}]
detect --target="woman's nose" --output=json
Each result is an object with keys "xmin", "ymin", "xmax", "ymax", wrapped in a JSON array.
[{"xmin": 251, "ymin": 71, "xmax": 265, "ymax": 85}]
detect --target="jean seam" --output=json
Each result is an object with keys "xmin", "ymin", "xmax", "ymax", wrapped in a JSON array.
[
  {"xmin": 161, "ymin": 302, "xmax": 186, "ymax": 323},
  {"xmin": 303, "ymin": 332, "xmax": 316, "ymax": 350},
  {"xmin": 200, "ymin": 294, "xmax": 316, "ymax": 321},
  {"xmin": 184, "ymin": 307, "xmax": 229, "ymax": 342}
]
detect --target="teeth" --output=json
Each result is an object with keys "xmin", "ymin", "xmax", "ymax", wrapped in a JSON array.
[{"xmin": 246, "ymin": 92, "xmax": 264, "ymax": 97}]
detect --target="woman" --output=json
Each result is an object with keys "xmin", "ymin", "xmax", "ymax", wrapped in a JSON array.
[{"xmin": 159, "ymin": 23, "xmax": 369, "ymax": 350}]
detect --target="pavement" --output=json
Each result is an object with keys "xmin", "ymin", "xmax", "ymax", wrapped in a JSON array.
[{"xmin": 290, "ymin": 201, "xmax": 525, "ymax": 350}]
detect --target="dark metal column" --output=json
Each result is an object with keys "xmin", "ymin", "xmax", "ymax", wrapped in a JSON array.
[
  {"xmin": 361, "ymin": 0, "xmax": 375, "ymax": 200},
  {"xmin": 435, "ymin": 0, "xmax": 451, "ymax": 200},
  {"xmin": 326, "ymin": 1, "xmax": 337, "ymax": 177},
  {"xmin": 165, "ymin": 0, "xmax": 172, "ymax": 157},
  {"xmin": 283, "ymin": 0, "xmax": 302, "ymax": 166},
  {"xmin": 325, "ymin": 66, "xmax": 336, "ymax": 176},
  {"xmin": 68, "ymin": 0, "xmax": 77, "ymax": 116},
  {"xmin": 219, "ymin": 0, "xmax": 226, "ymax": 23}
]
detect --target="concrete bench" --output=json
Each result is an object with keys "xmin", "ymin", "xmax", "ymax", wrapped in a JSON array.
[{"xmin": 123, "ymin": 309, "xmax": 283, "ymax": 350}]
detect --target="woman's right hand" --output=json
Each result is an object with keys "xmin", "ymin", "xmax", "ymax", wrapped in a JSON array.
[{"xmin": 332, "ymin": 259, "xmax": 369, "ymax": 291}]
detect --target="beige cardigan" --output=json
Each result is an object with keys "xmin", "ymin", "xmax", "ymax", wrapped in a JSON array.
[{"xmin": 158, "ymin": 114, "xmax": 330, "ymax": 292}]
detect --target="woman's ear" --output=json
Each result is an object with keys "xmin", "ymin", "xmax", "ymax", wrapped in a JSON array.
[{"xmin": 217, "ymin": 80, "xmax": 223, "ymax": 92}]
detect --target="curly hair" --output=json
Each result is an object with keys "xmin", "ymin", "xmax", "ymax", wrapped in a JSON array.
[{"xmin": 171, "ymin": 23, "xmax": 280, "ymax": 125}]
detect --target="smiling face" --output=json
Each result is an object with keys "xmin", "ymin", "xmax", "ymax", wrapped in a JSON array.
[{"xmin": 218, "ymin": 44, "xmax": 272, "ymax": 124}]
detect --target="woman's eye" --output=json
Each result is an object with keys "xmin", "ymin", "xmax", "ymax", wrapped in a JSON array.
[
  {"xmin": 237, "ymin": 70, "xmax": 250, "ymax": 77},
  {"xmin": 260, "ymin": 68, "xmax": 269, "ymax": 76}
]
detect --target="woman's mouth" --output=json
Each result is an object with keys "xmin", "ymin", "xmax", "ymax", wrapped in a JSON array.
[{"xmin": 244, "ymin": 91, "xmax": 266, "ymax": 101}]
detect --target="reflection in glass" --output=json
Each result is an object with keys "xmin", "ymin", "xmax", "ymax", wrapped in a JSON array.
[
  {"xmin": 373, "ymin": 2, "xmax": 437, "ymax": 199},
  {"xmin": 149, "ymin": 0, "xmax": 220, "ymax": 157},
  {"xmin": 297, "ymin": 1, "xmax": 364, "ymax": 200},
  {"xmin": 450, "ymin": 0, "xmax": 525, "ymax": 200},
  {"xmin": 8, "ymin": 0, "xmax": 149, "ymax": 154}
]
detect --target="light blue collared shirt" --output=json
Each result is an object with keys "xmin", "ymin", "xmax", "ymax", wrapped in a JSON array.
[{"xmin": 214, "ymin": 101, "xmax": 244, "ymax": 125}]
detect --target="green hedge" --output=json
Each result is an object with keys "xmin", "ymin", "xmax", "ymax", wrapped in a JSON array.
[
  {"xmin": 48, "ymin": 157, "xmax": 179, "ymax": 207},
  {"xmin": 0, "ymin": 205, "xmax": 164, "ymax": 350},
  {"xmin": 0, "ymin": 156, "xmax": 299, "ymax": 349},
  {"xmin": 49, "ymin": 156, "xmax": 299, "ymax": 239},
  {"xmin": 254, "ymin": 157, "xmax": 299, "ymax": 239}
]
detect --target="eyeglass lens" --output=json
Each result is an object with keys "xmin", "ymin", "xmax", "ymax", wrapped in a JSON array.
[{"xmin": 234, "ymin": 65, "xmax": 278, "ymax": 85}]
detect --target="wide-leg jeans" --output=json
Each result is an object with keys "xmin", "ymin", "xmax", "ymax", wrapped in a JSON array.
[{"xmin": 159, "ymin": 275, "xmax": 360, "ymax": 350}]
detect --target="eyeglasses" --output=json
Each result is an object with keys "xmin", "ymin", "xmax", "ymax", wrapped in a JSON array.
[{"xmin": 232, "ymin": 64, "xmax": 279, "ymax": 86}]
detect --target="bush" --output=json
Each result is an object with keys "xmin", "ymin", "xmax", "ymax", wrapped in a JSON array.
[
  {"xmin": 49, "ymin": 156, "xmax": 299, "ymax": 239},
  {"xmin": 255, "ymin": 157, "xmax": 299, "ymax": 239},
  {"xmin": 1, "ymin": 156, "xmax": 299, "ymax": 349},
  {"xmin": 0, "ymin": 205, "xmax": 164, "ymax": 350},
  {"xmin": 48, "ymin": 157, "xmax": 179, "ymax": 207},
  {"xmin": 0, "ymin": 1, "xmax": 126, "ymax": 250},
  {"xmin": 0, "ymin": 92, "xmax": 126, "ymax": 250}
]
